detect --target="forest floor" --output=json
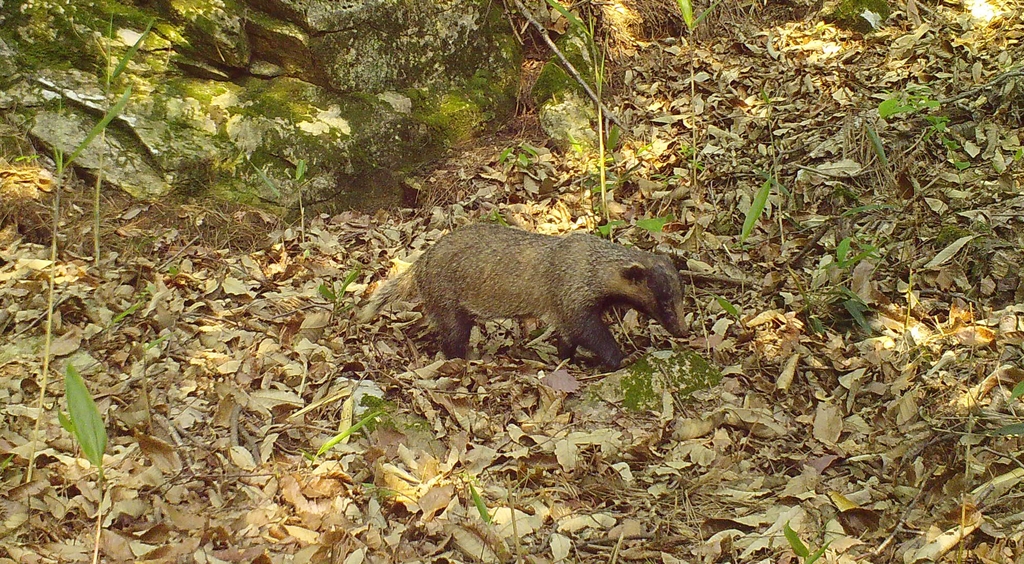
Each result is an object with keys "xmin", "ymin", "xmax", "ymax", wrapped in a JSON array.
[{"xmin": 2, "ymin": 1, "xmax": 1024, "ymax": 563}]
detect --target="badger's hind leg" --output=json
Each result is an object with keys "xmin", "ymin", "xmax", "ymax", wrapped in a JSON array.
[
  {"xmin": 556, "ymin": 338, "xmax": 578, "ymax": 362},
  {"xmin": 426, "ymin": 306, "xmax": 474, "ymax": 359}
]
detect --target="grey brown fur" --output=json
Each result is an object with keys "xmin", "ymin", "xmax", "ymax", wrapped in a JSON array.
[{"xmin": 360, "ymin": 223, "xmax": 686, "ymax": 368}]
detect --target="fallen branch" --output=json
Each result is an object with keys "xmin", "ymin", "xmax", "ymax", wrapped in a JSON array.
[{"xmin": 940, "ymin": 67, "xmax": 1024, "ymax": 104}]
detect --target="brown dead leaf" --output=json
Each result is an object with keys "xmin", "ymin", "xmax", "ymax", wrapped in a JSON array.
[
  {"xmin": 136, "ymin": 433, "xmax": 183, "ymax": 474},
  {"xmin": 812, "ymin": 401, "xmax": 843, "ymax": 445},
  {"xmin": 418, "ymin": 484, "xmax": 454, "ymax": 520},
  {"xmin": 539, "ymin": 368, "xmax": 580, "ymax": 393},
  {"xmin": 50, "ymin": 327, "xmax": 83, "ymax": 357}
]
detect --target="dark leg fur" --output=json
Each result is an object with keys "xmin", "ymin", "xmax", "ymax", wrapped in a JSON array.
[
  {"xmin": 429, "ymin": 307, "xmax": 474, "ymax": 359},
  {"xmin": 556, "ymin": 338, "xmax": 578, "ymax": 361},
  {"xmin": 562, "ymin": 309, "xmax": 624, "ymax": 369}
]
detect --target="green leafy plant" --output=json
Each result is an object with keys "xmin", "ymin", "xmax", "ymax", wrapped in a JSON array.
[
  {"xmin": 675, "ymin": 0, "xmax": 721, "ymax": 199},
  {"xmin": 783, "ymin": 521, "xmax": 830, "ymax": 564},
  {"xmin": 594, "ymin": 220, "xmax": 625, "ymax": 238},
  {"xmin": 677, "ymin": 0, "xmax": 722, "ymax": 30},
  {"xmin": 877, "ymin": 92, "xmax": 939, "ymax": 119},
  {"xmin": 90, "ymin": 18, "xmax": 153, "ymax": 268},
  {"xmin": 717, "ymin": 296, "xmax": 740, "ymax": 317},
  {"xmin": 636, "ymin": 215, "xmax": 673, "ymax": 233},
  {"xmin": 30, "ymin": 55, "xmax": 148, "ymax": 480},
  {"xmin": 485, "ymin": 209, "xmax": 510, "ymax": 226},
  {"xmin": 990, "ymin": 382, "xmax": 1024, "ymax": 436},
  {"xmin": 834, "ymin": 236, "xmax": 880, "ymax": 269},
  {"xmin": 498, "ymin": 142, "xmax": 541, "ymax": 172},
  {"xmin": 109, "ymin": 283, "xmax": 155, "ymax": 327},
  {"xmin": 61, "ymin": 365, "xmax": 108, "ymax": 479},
  {"xmin": 545, "ymin": 0, "xmax": 615, "ymax": 219},
  {"xmin": 878, "ymin": 91, "xmax": 970, "ymax": 171},
  {"xmin": 318, "ymin": 268, "xmax": 360, "ymax": 318}
]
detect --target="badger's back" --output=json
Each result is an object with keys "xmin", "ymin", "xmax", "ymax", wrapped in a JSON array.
[
  {"xmin": 412, "ymin": 224, "xmax": 561, "ymax": 319},
  {"xmin": 410, "ymin": 225, "xmax": 669, "ymax": 322}
]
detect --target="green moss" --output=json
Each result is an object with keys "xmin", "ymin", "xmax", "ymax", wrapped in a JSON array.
[
  {"xmin": 935, "ymin": 225, "xmax": 973, "ymax": 247},
  {"xmin": 827, "ymin": 0, "xmax": 891, "ymax": 33},
  {"xmin": 620, "ymin": 350, "xmax": 722, "ymax": 412},
  {"xmin": 621, "ymin": 361, "xmax": 659, "ymax": 411},
  {"xmin": 531, "ymin": 26, "xmax": 594, "ymax": 106},
  {"xmin": 0, "ymin": 7, "xmax": 101, "ymax": 73},
  {"xmin": 163, "ymin": 78, "xmax": 234, "ymax": 106},
  {"xmin": 94, "ymin": 0, "xmax": 157, "ymax": 30},
  {"xmin": 0, "ymin": 0, "xmax": 169, "ymax": 79}
]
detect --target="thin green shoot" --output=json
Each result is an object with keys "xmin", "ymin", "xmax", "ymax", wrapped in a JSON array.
[
  {"xmin": 485, "ymin": 209, "xmax": 510, "ymax": 226},
  {"xmin": 1011, "ymin": 381, "xmax": 1024, "ymax": 402},
  {"xmin": 834, "ymin": 237, "xmax": 879, "ymax": 269},
  {"xmin": 110, "ymin": 19, "xmax": 154, "ymax": 82},
  {"xmin": 716, "ymin": 296, "xmax": 739, "ymax": 317},
  {"xmin": 316, "ymin": 409, "xmax": 384, "ymax": 458},
  {"xmin": 545, "ymin": 0, "xmax": 587, "ymax": 35},
  {"xmin": 783, "ymin": 521, "xmax": 830, "ymax": 564},
  {"xmin": 65, "ymin": 88, "xmax": 132, "ymax": 168},
  {"xmin": 865, "ymin": 125, "xmax": 887, "ymax": 167},
  {"xmin": 841, "ymin": 204, "xmax": 895, "ymax": 217},
  {"xmin": 318, "ymin": 268, "xmax": 361, "ymax": 317},
  {"xmin": 249, "ymin": 158, "xmax": 281, "ymax": 197},
  {"xmin": 677, "ymin": 0, "xmax": 722, "ymax": 29},
  {"xmin": 469, "ymin": 483, "xmax": 492, "ymax": 523}
]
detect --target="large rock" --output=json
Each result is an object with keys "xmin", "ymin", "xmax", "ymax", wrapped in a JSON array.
[
  {"xmin": 0, "ymin": 0, "xmax": 520, "ymax": 213},
  {"xmin": 531, "ymin": 25, "xmax": 599, "ymax": 150}
]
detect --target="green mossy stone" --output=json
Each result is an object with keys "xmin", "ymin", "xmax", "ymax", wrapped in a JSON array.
[
  {"xmin": 826, "ymin": 0, "xmax": 892, "ymax": 33},
  {"xmin": 595, "ymin": 349, "xmax": 722, "ymax": 413}
]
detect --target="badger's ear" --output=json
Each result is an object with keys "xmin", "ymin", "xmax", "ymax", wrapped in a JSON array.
[{"xmin": 621, "ymin": 262, "xmax": 648, "ymax": 283}]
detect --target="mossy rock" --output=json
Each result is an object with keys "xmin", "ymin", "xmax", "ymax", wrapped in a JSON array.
[
  {"xmin": 594, "ymin": 349, "xmax": 722, "ymax": 412},
  {"xmin": 824, "ymin": 0, "xmax": 892, "ymax": 33}
]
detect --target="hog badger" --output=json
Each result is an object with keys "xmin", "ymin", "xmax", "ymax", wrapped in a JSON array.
[{"xmin": 359, "ymin": 223, "xmax": 686, "ymax": 368}]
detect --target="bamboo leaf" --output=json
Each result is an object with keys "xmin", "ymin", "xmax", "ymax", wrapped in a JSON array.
[
  {"xmin": 741, "ymin": 179, "xmax": 771, "ymax": 242},
  {"xmin": 64, "ymin": 365, "xmax": 108, "ymax": 474},
  {"xmin": 469, "ymin": 483, "xmax": 491, "ymax": 523},
  {"xmin": 783, "ymin": 522, "xmax": 809, "ymax": 557},
  {"xmin": 110, "ymin": 19, "xmax": 154, "ymax": 81},
  {"xmin": 545, "ymin": 0, "xmax": 587, "ymax": 33},
  {"xmin": 66, "ymin": 86, "xmax": 132, "ymax": 168}
]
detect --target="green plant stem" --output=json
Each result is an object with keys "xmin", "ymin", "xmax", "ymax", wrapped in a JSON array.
[
  {"xmin": 26, "ymin": 174, "xmax": 62, "ymax": 483},
  {"xmin": 92, "ymin": 498, "xmax": 103, "ymax": 564},
  {"xmin": 93, "ymin": 131, "xmax": 104, "ymax": 267},
  {"xmin": 595, "ymin": 45, "xmax": 608, "ymax": 222}
]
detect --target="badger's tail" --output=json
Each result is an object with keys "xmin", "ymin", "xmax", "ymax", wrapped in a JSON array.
[{"xmin": 357, "ymin": 264, "xmax": 416, "ymax": 323}]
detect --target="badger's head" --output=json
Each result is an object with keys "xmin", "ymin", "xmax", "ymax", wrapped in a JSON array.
[{"xmin": 618, "ymin": 257, "xmax": 686, "ymax": 337}]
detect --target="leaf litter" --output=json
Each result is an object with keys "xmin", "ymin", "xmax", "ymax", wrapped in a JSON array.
[{"xmin": 3, "ymin": 1, "xmax": 1024, "ymax": 562}]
